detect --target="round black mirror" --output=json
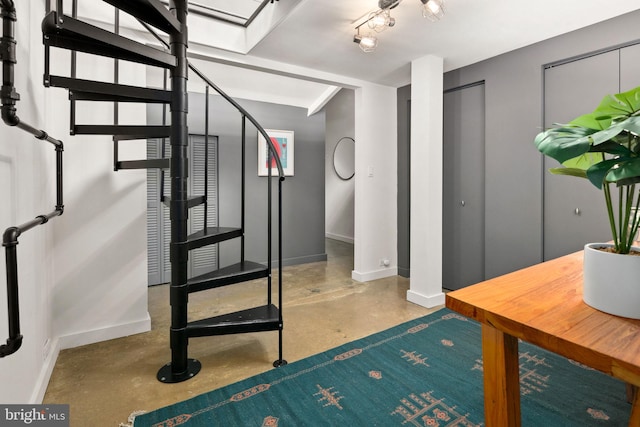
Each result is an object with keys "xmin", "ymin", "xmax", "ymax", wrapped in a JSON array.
[{"xmin": 333, "ymin": 137, "xmax": 355, "ymax": 180}]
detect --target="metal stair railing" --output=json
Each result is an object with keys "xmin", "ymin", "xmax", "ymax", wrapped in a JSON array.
[
  {"xmin": 1, "ymin": 0, "xmax": 287, "ymax": 377},
  {"xmin": 186, "ymin": 46, "xmax": 287, "ymax": 371},
  {"xmin": 0, "ymin": 0, "xmax": 64, "ymax": 357},
  {"xmin": 137, "ymin": 19, "xmax": 285, "ymax": 178},
  {"xmin": 139, "ymin": 17, "xmax": 288, "ymax": 380}
]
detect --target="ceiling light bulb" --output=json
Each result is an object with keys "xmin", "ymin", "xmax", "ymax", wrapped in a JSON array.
[
  {"xmin": 368, "ymin": 9, "xmax": 394, "ymax": 33},
  {"xmin": 422, "ymin": 0, "xmax": 445, "ymax": 21},
  {"xmin": 358, "ymin": 34, "xmax": 378, "ymax": 53},
  {"xmin": 371, "ymin": 14, "xmax": 387, "ymax": 27}
]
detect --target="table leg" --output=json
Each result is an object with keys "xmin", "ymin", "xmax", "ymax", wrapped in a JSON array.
[
  {"xmin": 629, "ymin": 384, "xmax": 640, "ymax": 426},
  {"xmin": 481, "ymin": 323, "xmax": 521, "ymax": 426}
]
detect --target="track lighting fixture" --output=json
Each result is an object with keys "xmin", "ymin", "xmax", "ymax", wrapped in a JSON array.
[
  {"xmin": 421, "ymin": 0, "xmax": 445, "ymax": 21},
  {"xmin": 353, "ymin": 0, "xmax": 445, "ymax": 53},
  {"xmin": 368, "ymin": 9, "xmax": 395, "ymax": 33},
  {"xmin": 378, "ymin": 0, "xmax": 401, "ymax": 10},
  {"xmin": 353, "ymin": 30, "xmax": 379, "ymax": 53}
]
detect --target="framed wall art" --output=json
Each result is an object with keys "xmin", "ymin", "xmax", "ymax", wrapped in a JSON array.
[{"xmin": 258, "ymin": 129, "xmax": 294, "ymax": 176}]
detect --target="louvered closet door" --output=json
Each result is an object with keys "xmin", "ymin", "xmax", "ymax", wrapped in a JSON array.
[
  {"xmin": 188, "ymin": 135, "xmax": 219, "ymax": 277},
  {"xmin": 147, "ymin": 135, "xmax": 218, "ymax": 285},
  {"xmin": 147, "ymin": 138, "xmax": 167, "ymax": 286}
]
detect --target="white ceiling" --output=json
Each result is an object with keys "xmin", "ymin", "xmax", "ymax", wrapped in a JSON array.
[
  {"xmin": 186, "ymin": 56, "xmax": 333, "ymax": 110},
  {"xmin": 182, "ymin": 0, "xmax": 640, "ymax": 110},
  {"xmin": 85, "ymin": 0, "xmax": 640, "ymax": 111},
  {"xmin": 246, "ymin": 0, "xmax": 640, "ymax": 85}
]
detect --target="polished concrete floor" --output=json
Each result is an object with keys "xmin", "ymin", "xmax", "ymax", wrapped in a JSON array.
[{"xmin": 43, "ymin": 239, "xmax": 441, "ymax": 426}]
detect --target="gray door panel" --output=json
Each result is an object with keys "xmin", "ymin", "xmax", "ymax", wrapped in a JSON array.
[
  {"xmin": 443, "ymin": 83, "xmax": 486, "ymax": 290},
  {"xmin": 543, "ymin": 50, "xmax": 619, "ymax": 260},
  {"xmin": 620, "ymin": 44, "xmax": 640, "ymax": 92}
]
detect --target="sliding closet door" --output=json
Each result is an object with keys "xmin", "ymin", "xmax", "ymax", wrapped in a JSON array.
[
  {"xmin": 443, "ymin": 83, "xmax": 485, "ymax": 290},
  {"xmin": 543, "ymin": 51, "xmax": 619, "ymax": 260}
]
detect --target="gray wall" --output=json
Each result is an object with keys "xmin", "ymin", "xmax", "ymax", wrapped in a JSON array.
[
  {"xmin": 397, "ymin": 86, "xmax": 411, "ymax": 277},
  {"xmin": 149, "ymin": 93, "xmax": 326, "ymax": 267},
  {"xmin": 398, "ymin": 9, "xmax": 640, "ymax": 280}
]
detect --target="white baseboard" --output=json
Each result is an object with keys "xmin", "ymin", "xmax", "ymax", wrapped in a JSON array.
[
  {"xmin": 59, "ymin": 314, "xmax": 151, "ymax": 350},
  {"xmin": 29, "ymin": 315, "xmax": 151, "ymax": 403},
  {"xmin": 352, "ymin": 267, "xmax": 398, "ymax": 282},
  {"xmin": 325, "ymin": 233, "xmax": 354, "ymax": 244},
  {"xmin": 406, "ymin": 289, "xmax": 446, "ymax": 308},
  {"xmin": 31, "ymin": 337, "xmax": 61, "ymax": 403}
]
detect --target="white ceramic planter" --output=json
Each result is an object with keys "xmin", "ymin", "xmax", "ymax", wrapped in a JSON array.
[{"xmin": 583, "ymin": 243, "xmax": 640, "ymax": 319}]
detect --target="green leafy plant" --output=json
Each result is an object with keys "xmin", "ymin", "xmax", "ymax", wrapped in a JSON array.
[{"xmin": 535, "ymin": 86, "xmax": 640, "ymax": 254}]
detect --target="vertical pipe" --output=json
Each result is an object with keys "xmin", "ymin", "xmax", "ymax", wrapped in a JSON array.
[
  {"xmin": 278, "ymin": 179, "xmax": 283, "ymax": 360},
  {"xmin": 241, "ymin": 115, "xmax": 246, "ymax": 263},
  {"xmin": 113, "ymin": 139, "xmax": 119, "ymax": 171},
  {"xmin": 204, "ymin": 85, "xmax": 209, "ymax": 228},
  {"xmin": 112, "ymin": 8, "xmax": 119, "ymax": 171},
  {"xmin": 160, "ymin": 69, "xmax": 168, "ymax": 200},
  {"xmin": 43, "ymin": 40, "xmax": 50, "ymax": 87},
  {"xmin": 157, "ymin": 0, "xmax": 201, "ymax": 383},
  {"xmin": 113, "ymin": 8, "xmax": 119, "ymax": 125},
  {"xmin": 56, "ymin": 146, "xmax": 64, "ymax": 212},
  {"xmin": 267, "ymin": 151, "xmax": 272, "ymax": 301},
  {"xmin": 169, "ymin": 0, "xmax": 189, "ymax": 376},
  {"xmin": 69, "ymin": 0, "xmax": 77, "ymax": 135},
  {"xmin": 1, "ymin": 0, "xmax": 17, "ymax": 127},
  {"xmin": 4, "ymin": 242, "xmax": 19, "ymax": 344},
  {"xmin": 1, "ymin": 235, "xmax": 23, "ymax": 357}
]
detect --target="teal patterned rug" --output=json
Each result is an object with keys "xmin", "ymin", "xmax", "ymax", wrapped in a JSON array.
[{"xmin": 133, "ymin": 309, "xmax": 629, "ymax": 426}]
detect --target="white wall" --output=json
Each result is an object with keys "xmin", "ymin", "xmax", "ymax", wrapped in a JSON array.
[
  {"xmin": 352, "ymin": 84, "xmax": 398, "ymax": 281},
  {"xmin": 0, "ymin": 0, "xmax": 58, "ymax": 403},
  {"xmin": 325, "ymin": 89, "xmax": 355, "ymax": 243},
  {"xmin": 0, "ymin": 1, "xmax": 150, "ymax": 403},
  {"xmin": 49, "ymin": 50, "xmax": 150, "ymax": 349}
]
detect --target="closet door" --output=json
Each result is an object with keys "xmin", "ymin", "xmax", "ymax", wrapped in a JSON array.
[
  {"xmin": 147, "ymin": 135, "xmax": 218, "ymax": 285},
  {"xmin": 187, "ymin": 135, "xmax": 219, "ymax": 278},
  {"xmin": 543, "ymin": 51, "xmax": 619, "ymax": 260},
  {"xmin": 147, "ymin": 138, "xmax": 170, "ymax": 286},
  {"xmin": 443, "ymin": 83, "xmax": 485, "ymax": 290}
]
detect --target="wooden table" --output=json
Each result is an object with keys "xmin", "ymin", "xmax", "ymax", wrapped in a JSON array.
[{"xmin": 445, "ymin": 250, "xmax": 640, "ymax": 426}]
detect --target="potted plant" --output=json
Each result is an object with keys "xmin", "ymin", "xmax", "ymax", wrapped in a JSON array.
[{"xmin": 535, "ymin": 85, "xmax": 640, "ymax": 318}]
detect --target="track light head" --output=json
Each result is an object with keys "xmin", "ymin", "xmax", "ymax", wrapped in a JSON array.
[
  {"xmin": 353, "ymin": 33, "xmax": 378, "ymax": 53},
  {"xmin": 378, "ymin": 0, "xmax": 401, "ymax": 10},
  {"xmin": 368, "ymin": 9, "xmax": 395, "ymax": 32},
  {"xmin": 421, "ymin": 0, "xmax": 445, "ymax": 21},
  {"xmin": 352, "ymin": 0, "xmax": 445, "ymax": 52}
]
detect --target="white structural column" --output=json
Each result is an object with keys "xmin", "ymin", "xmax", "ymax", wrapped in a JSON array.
[
  {"xmin": 352, "ymin": 83, "xmax": 398, "ymax": 282},
  {"xmin": 407, "ymin": 55, "xmax": 446, "ymax": 307}
]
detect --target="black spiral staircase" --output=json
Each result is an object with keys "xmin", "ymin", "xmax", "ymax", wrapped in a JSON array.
[{"xmin": 1, "ymin": 0, "xmax": 286, "ymax": 383}]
